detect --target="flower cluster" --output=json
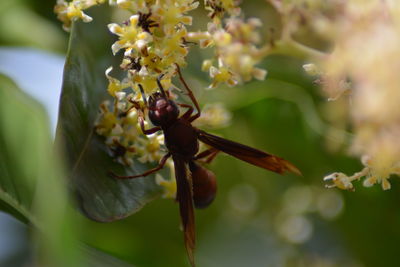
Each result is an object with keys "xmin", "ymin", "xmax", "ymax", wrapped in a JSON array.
[
  {"xmin": 188, "ymin": 3, "xmax": 266, "ymax": 88},
  {"xmin": 192, "ymin": 103, "xmax": 231, "ymax": 129},
  {"xmin": 106, "ymin": 0, "xmax": 199, "ymax": 94},
  {"xmin": 99, "ymin": 0, "xmax": 200, "ymax": 196},
  {"xmin": 301, "ymin": 1, "xmax": 400, "ymax": 191},
  {"xmin": 54, "ymin": 0, "xmax": 105, "ymax": 31},
  {"xmin": 204, "ymin": 0, "xmax": 241, "ymax": 19},
  {"xmin": 95, "ymin": 88, "xmax": 166, "ymax": 167},
  {"xmin": 324, "ymin": 155, "xmax": 400, "ymax": 191},
  {"xmin": 265, "ymin": 0, "xmax": 400, "ymax": 191}
]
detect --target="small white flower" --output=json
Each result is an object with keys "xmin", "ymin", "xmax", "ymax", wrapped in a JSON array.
[
  {"xmin": 382, "ymin": 178, "xmax": 391, "ymax": 190},
  {"xmin": 136, "ymin": 39, "xmax": 148, "ymax": 50},
  {"xmin": 115, "ymin": 91, "xmax": 126, "ymax": 100},
  {"xmin": 81, "ymin": 13, "xmax": 93, "ymax": 22},
  {"xmin": 324, "ymin": 172, "xmax": 354, "ymax": 191},
  {"xmin": 111, "ymin": 42, "xmax": 123, "ymax": 55},
  {"xmin": 111, "ymin": 124, "xmax": 124, "ymax": 135},
  {"xmin": 105, "ymin": 66, "xmax": 113, "ymax": 77},
  {"xmin": 362, "ymin": 176, "xmax": 376, "ymax": 187},
  {"xmin": 303, "ymin": 63, "xmax": 322, "ymax": 76},
  {"xmin": 253, "ymin": 68, "xmax": 267, "ymax": 80},
  {"xmin": 138, "ymin": 66, "xmax": 149, "ymax": 76}
]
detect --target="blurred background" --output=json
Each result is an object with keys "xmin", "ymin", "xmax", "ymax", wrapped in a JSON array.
[{"xmin": 1, "ymin": 0, "xmax": 400, "ymax": 267}]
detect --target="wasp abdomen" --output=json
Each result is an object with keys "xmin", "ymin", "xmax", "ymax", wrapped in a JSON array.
[{"xmin": 189, "ymin": 161, "xmax": 217, "ymax": 209}]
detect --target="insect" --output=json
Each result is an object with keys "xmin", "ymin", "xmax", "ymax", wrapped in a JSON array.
[
  {"xmin": 205, "ymin": 0, "xmax": 226, "ymax": 19},
  {"xmin": 110, "ymin": 64, "xmax": 301, "ymax": 267},
  {"xmin": 137, "ymin": 12, "xmax": 159, "ymax": 33}
]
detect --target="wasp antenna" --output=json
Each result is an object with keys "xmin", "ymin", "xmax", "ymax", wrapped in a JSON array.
[
  {"xmin": 175, "ymin": 63, "xmax": 201, "ymax": 118},
  {"xmin": 138, "ymin": 84, "xmax": 148, "ymax": 106},
  {"xmin": 157, "ymin": 74, "xmax": 167, "ymax": 97},
  {"xmin": 175, "ymin": 63, "xmax": 192, "ymax": 94}
]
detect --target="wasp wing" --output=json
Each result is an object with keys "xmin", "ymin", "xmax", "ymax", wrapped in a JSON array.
[
  {"xmin": 197, "ymin": 130, "xmax": 301, "ymax": 175},
  {"xmin": 173, "ymin": 155, "xmax": 196, "ymax": 267}
]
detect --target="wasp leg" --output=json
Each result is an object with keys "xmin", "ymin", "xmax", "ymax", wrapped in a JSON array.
[
  {"xmin": 194, "ymin": 148, "xmax": 219, "ymax": 164},
  {"xmin": 109, "ymin": 153, "xmax": 171, "ymax": 179},
  {"xmin": 178, "ymin": 103, "xmax": 194, "ymax": 120}
]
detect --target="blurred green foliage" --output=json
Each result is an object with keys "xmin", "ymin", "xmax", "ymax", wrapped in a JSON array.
[
  {"xmin": 0, "ymin": 74, "xmax": 81, "ymax": 266},
  {"xmin": 0, "ymin": 0, "xmax": 67, "ymax": 52},
  {"xmin": 1, "ymin": 1, "xmax": 400, "ymax": 267}
]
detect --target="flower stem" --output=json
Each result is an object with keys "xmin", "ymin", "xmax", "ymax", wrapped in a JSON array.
[{"xmin": 259, "ymin": 38, "xmax": 327, "ymax": 60}]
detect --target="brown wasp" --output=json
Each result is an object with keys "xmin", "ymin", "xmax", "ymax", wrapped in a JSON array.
[{"xmin": 110, "ymin": 64, "xmax": 301, "ymax": 267}]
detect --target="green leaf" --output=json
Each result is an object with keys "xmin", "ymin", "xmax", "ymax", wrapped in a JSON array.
[
  {"xmin": 81, "ymin": 245, "xmax": 135, "ymax": 267},
  {"xmin": 0, "ymin": 74, "xmax": 46, "ymax": 225},
  {"xmin": 0, "ymin": 74, "xmax": 79, "ymax": 266},
  {"xmin": 56, "ymin": 6, "xmax": 161, "ymax": 222},
  {"xmin": 0, "ymin": 73, "xmax": 141, "ymax": 265}
]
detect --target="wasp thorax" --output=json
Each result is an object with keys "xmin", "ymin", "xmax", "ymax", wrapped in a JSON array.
[{"xmin": 148, "ymin": 93, "xmax": 179, "ymax": 126}]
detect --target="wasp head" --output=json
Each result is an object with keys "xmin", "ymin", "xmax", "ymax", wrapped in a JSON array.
[{"xmin": 148, "ymin": 92, "xmax": 179, "ymax": 126}]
